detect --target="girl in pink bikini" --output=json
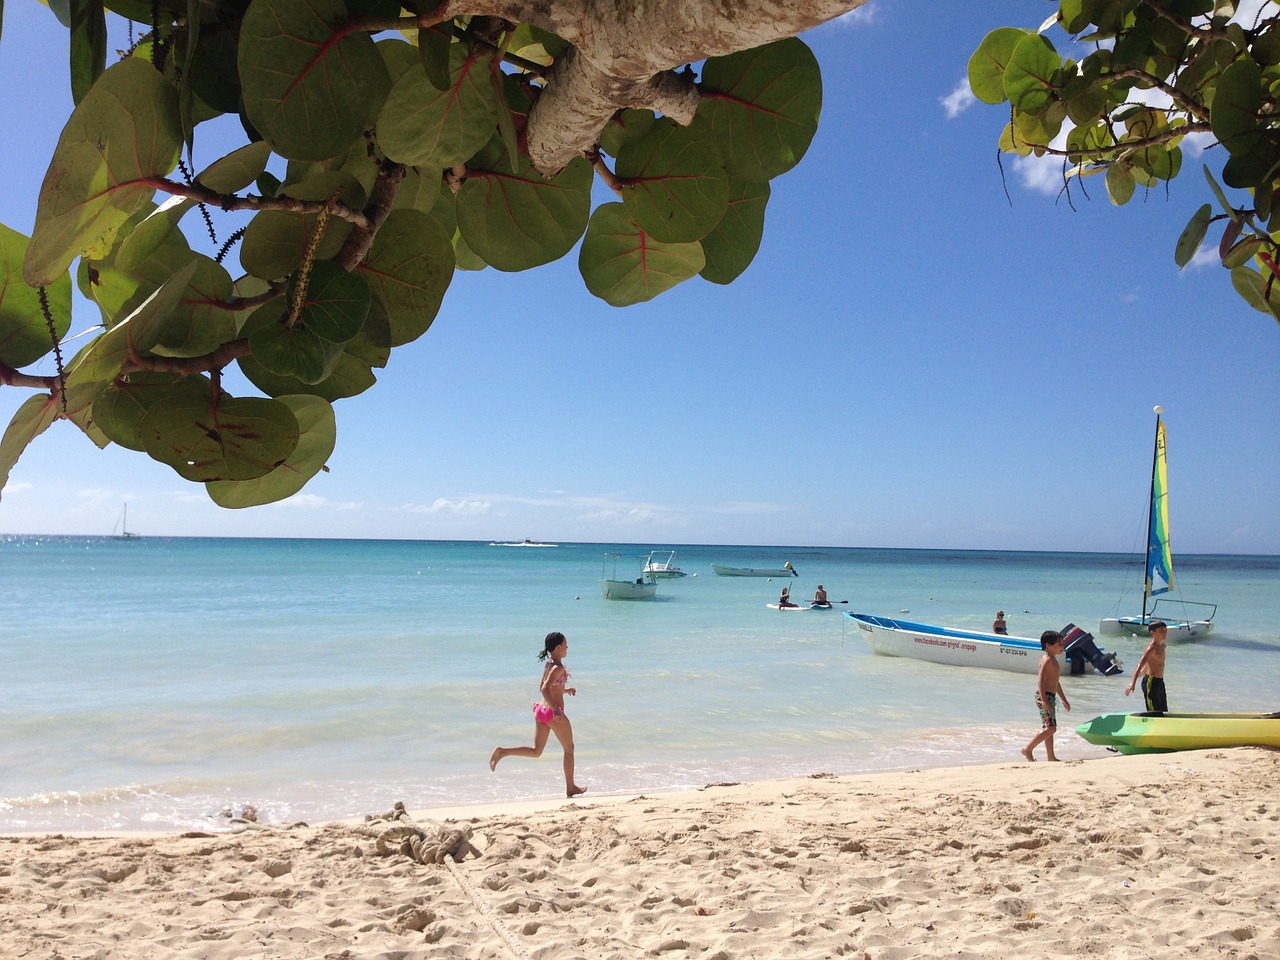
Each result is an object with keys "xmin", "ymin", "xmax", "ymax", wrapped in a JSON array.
[{"xmin": 489, "ymin": 631, "xmax": 587, "ymax": 797}]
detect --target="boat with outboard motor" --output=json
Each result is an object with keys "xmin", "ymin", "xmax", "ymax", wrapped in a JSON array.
[
  {"xmin": 600, "ymin": 553, "xmax": 658, "ymax": 600},
  {"xmin": 644, "ymin": 550, "xmax": 688, "ymax": 578},
  {"xmin": 843, "ymin": 613, "xmax": 1123, "ymax": 676}
]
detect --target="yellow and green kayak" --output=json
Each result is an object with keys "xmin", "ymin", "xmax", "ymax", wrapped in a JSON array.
[{"xmin": 1076, "ymin": 711, "xmax": 1280, "ymax": 755}]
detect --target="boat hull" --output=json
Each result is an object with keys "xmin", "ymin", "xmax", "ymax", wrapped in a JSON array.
[
  {"xmin": 600, "ymin": 579, "xmax": 657, "ymax": 600},
  {"xmin": 845, "ymin": 613, "xmax": 1043, "ymax": 674},
  {"xmin": 1098, "ymin": 616, "xmax": 1213, "ymax": 642},
  {"xmin": 712, "ymin": 564, "xmax": 796, "ymax": 577},
  {"xmin": 1076, "ymin": 712, "xmax": 1280, "ymax": 754}
]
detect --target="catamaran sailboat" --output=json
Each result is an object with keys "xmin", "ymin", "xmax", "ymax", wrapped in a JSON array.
[{"xmin": 1099, "ymin": 406, "xmax": 1215, "ymax": 641}]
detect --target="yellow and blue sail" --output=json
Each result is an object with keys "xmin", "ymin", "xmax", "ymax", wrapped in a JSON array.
[{"xmin": 1146, "ymin": 421, "xmax": 1174, "ymax": 598}]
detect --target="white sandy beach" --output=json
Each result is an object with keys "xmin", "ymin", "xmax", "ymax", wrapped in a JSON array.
[{"xmin": 3, "ymin": 748, "xmax": 1278, "ymax": 959}]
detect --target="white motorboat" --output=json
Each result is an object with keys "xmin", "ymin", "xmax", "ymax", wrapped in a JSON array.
[
  {"xmin": 644, "ymin": 550, "xmax": 688, "ymax": 578},
  {"xmin": 844, "ymin": 613, "xmax": 1123, "ymax": 676},
  {"xmin": 600, "ymin": 553, "xmax": 658, "ymax": 600},
  {"xmin": 711, "ymin": 561, "xmax": 796, "ymax": 577}
]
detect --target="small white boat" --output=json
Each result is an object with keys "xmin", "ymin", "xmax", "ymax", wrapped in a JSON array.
[
  {"xmin": 1099, "ymin": 407, "xmax": 1215, "ymax": 642},
  {"xmin": 489, "ymin": 539, "xmax": 558, "ymax": 547},
  {"xmin": 844, "ymin": 613, "xmax": 1123, "ymax": 676},
  {"xmin": 644, "ymin": 550, "xmax": 688, "ymax": 578},
  {"xmin": 712, "ymin": 561, "xmax": 797, "ymax": 577},
  {"xmin": 600, "ymin": 553, "xmax": 658, "ymax": 600}
]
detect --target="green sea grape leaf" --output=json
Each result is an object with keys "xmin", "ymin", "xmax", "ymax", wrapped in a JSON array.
[
  {"xmin": 248, "ymin": 310, "xmax": 342, "ymax": 383},
  {"xmin": 238, "ymin": 0, "xmax": 389, "ymax": 161},
  {"xmin": 698, "ymin": 37, "xmax": 822, "ymax": 182},
  {"xmin": 968, "ymin": 28, "xmax": 1029, "ymax": 104},
  {"xmin": 1211, "ymin": 58, "xmax": 1264, "ymax": 158},
  {"xmin": 206, "ymin": 394, "xmax": 336, "ymax": 507},
  {"xmin": 69, "ymin": 0, "xmax": 107, "ymax": 105},
  {"xmin": 456, "ymin": 143, "xmax": 592, "ymax": 272},
  {"xmin": 1175, "ymin": 203, "xmax": 1212, "ymax": 267},
  {"xmin": 1222, "ymin": 235, "xmax": 1265, "ymax": 269},
  {"xmin": 1106, "ymin": 162, "xmax": 1137, "ymax": 206},
  {"xmin": 23, "ymin": 57, "xmax": 182, "ymax": 287},
  {"xmin": 699, "ymin": 179, "xmax": 770, "ymax": 285},
  {"xmin": 617, "ymin": 118, "xmax": 729, "ymax": 244},
  {"xmin": 239, "ymin": 172, "xmax": 362, "ymax": 280},
  {"xmin": 354, "ymin": 209, "xmax": 452, "ymax": 346},
  {"xmin": 378, "ymin": 40, "xmax": 498, "ymax": 167},
  {"xmin": 578, "ymin": 202, "xmax": 705, "ymax": 307},
  {"xmin": 1005, "ymin": 33, "xmax": 1062, "ymax": 113},
  {"xmin": 91, "ymin": 372, "xmax": 211, "ymax": 451},
  {"xmin": 296, "ymin": 260, "xmax": 371, "ymax": 344},
  {"xmin": 196, "ymin": 141, "xmax": 274, "ymax": 194},
  {"xmin": 237, "ymin": 298, "xmax": 386, "ymax": 400},
  {"xmin": 140, "ymin": 393, "xmax": 300, "ymax": 481},
  {"xmin": 393, "ymin": 166, "xmax": 442, "ymax": 216},
  {"xmin": 0, "ymin": 394, "xmax": 60, "ymax": 499},
  {"xmin": 599, "ymin": 108, "xmax": 656, "ymax": 158},
  {"xmin": 147, "ymin": 252, "xmax": 238, "ymax": 357},
  {"xmin": 418, "ymin": 24, "xmax": 452, "ymax": 91},
  {"xmin": 0, "ymin": 224, "xmax": 73, "ymax": 368},
  {"xmin": 1231, "ymin": 264, "xmax": 1280, "ymax": 320},
  {"xmin": 61, "ymin": 260, "xmax": 199, "ymax": 408},
  {"xmin": 116, "ymin": 195, "xmax": 195, "ymax": 271}
]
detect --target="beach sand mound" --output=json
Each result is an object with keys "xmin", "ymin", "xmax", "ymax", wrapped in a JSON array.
[{"xmin": 3, "ymin": 748, "xmax": 1278, "ymax": 959}]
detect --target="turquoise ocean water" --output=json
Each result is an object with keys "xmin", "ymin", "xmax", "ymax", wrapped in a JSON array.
[{"xmin": 2, "ymin": 537, "xmax": 1277, "ymax": 832}]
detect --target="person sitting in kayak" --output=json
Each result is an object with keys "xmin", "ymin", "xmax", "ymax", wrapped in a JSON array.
[
  {"xmin": 778, "ymin": 586, "xmax": 799, "ymax": 608},
  {"xmin": 813, "ymin": 584, "xmax": 828, "ymax": 604}
]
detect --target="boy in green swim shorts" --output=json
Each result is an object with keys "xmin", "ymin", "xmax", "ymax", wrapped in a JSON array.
[{"xmin": 1021, "ymin": 630, "xmax": 1071, "ymax": 762}]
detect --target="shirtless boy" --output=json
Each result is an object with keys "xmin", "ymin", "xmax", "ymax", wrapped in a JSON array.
[
  {"xmin": 1125, "ymin": 620, "xmax": 1169, "ymax": 713},
  {"xmin": 1021, "ymin": 630, "xmax": 1071, "ymax": 762}
]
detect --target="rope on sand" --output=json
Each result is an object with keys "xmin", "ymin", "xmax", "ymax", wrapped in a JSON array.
[{"xmin": 357, "ymin": 802, "xmax": 533, "ymax": 960}]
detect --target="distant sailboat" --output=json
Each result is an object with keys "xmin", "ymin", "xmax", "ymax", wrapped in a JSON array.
[
  {"xmin": 1099, "ymin": 407, "xmax": 1215, "ymax": 641},
  {"xmin": 112, "ymin": 503, "xmax": 140, "ymax": 540}
]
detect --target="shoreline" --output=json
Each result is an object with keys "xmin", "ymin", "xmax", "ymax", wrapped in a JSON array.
[{"xmin": 4, "ymin": 748, "xmax": 1278, "ymax": 958}]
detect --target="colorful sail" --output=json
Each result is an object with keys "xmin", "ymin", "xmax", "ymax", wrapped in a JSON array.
[{"xmin": 1146, "ymin": 420, "xmax": 1174, "ymax": 598}]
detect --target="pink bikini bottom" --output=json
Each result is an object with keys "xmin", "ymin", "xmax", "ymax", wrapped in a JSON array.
[{"xmin": 532, "ymin": 702, "xmax": 564, "ymax": 725}]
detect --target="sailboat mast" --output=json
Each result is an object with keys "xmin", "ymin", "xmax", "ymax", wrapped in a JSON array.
[{"xmin": 1142, "ymin": 405, "xmax": 1164, "ymax": 621}]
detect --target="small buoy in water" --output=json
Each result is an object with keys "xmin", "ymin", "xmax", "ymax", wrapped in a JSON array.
[
  {"xmin": 900, "ymin": 609, "xmax": 910, "ymax": 614},
  {"xmin": 575, "ymin": 596, "xmax": 580, "ymax": 600}
]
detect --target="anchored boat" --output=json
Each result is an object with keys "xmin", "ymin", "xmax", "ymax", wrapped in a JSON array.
[
  {"xmin": 844, "ymin": 613, "xmax": 1122, "ymax": 676},
  {"xmin": 1099, "ymin": 406, "xmax": 1216, "ymax": 641},
  {"xmin": 711, "ymin": 561, "xmax": 797, "ymax": 577},
  {"xmin": 600, "ymin": 553, "xmax": 658, "ymax": 600}
]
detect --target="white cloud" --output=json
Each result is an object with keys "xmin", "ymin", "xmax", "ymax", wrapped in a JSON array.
[
  {"xmin": 413, "ymin": 497, "xmax": 492, "ymax": 516},
  {"xmin": 1, "ymin": 481, "xmax": 32, "ymax": 496},
  {"xmin": 830, "ymin": 2, "xmax": 877, "ymax": 28},
  {"xmin": 940, "ymin": 79, "xmax": 976, "ymax": 120},
  {"xmin": 271, "ymin": 493, "xmax": 361, "ymax": 511}
]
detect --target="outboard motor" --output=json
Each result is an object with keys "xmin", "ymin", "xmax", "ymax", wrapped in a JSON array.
[{"xmin": 1060, "ymin": 623, "xmax": 1123, "ymax": 676}]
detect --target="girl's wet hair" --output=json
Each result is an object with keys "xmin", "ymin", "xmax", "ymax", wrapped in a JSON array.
[{"xmin": 538, "ymin": 630, "xmax": 567, "ymax": 661}]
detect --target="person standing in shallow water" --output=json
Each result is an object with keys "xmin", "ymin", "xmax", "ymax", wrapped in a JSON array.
[
  {"xmin": 1125, "ymin": 620, "xmax": 1169, "ymax": 713},
  {"xmin": 1021, "ymin": 630, "xmax": 1070, "ymax": 762},
  {"xmin": 993, "ymin": 610, "xmax": 1008, "ymax": 635},
  {"xmin": 490, "ymin": 631, "xmax": 587, "ymax": 798}
]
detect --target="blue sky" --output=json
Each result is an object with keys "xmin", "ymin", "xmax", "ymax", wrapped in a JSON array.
[{"xmin": 2, "ymin": 2, "xmax": 1278, "ymax": 552}]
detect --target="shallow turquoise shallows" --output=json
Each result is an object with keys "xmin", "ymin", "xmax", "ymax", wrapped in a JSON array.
[{"xmin": 2, "ymin": 536, "xmax": 1276, "ymax": 831}]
